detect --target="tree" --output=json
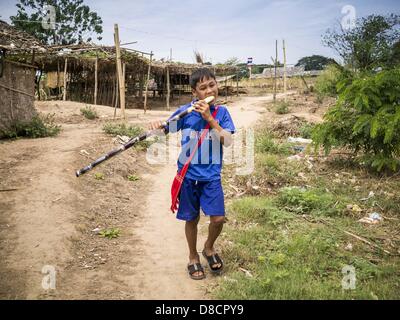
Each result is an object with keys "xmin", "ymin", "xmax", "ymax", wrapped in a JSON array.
[
  {"xmin": 295, "ymin": 55, "xmax": 336, "ymax": 71},
  {"xmin": 322, "ymin": 14, "xmax": 400, "ymax": 70},
  {"xmin": 224, "ymin": 57, "xmax": 241, "ymax": 66},
  {"xmin": 312, "ymin": 67, "xmax": 400, "ymax": 172},
  {"xmin": 10, "ymin": 0, "xmax": 103, "ymax": 45}
]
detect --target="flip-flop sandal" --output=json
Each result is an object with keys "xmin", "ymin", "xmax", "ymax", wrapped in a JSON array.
[
  {"xmin": 202, "ymin": 250, "xmax": 223, "ymax": 274},
  {"xmin": 187, "ymin": 263, "xmax": 206, "ymax": 280}
]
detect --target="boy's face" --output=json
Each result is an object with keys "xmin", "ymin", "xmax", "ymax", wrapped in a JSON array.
[{"xmin": 192, "ymin": 76, "xmax": 218, "ymax": 103}]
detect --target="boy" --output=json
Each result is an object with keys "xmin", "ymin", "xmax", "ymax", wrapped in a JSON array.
[{"xmin": 149, "ymin": 68, "xmax": 235, "ymax": 280}]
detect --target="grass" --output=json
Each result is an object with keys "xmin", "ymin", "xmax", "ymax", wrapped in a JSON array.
[
  {"xmin": 103, "ymin": 122, "xmax": 144, "ymax": 137},
  {"xmin": 0, "ymin": 113, "xmax": 61, "ymax": 139},
  {"xmin": 215, "ymin": 195, "xmax": 400, "ymax": 299},
  {"xmin": 215, "ymin": 117, "xmax": 400, "ymax": 300},
  {"xmin": 255, "ymin": 130, "xmax": 294, "ymax": 156},
  {"xmin": 80, "ymin": 105, "xmax": 98, "ymax": 120},
  {"xmin": 277, "ymin": 186, "xmax": 346, "ymax": 217}
]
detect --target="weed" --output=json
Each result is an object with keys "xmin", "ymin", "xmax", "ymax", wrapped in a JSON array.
[
  {"xmin": 80, "ymin": 106, "xmax": 98, "ymax": 120},
  {"xmin": 99, "ymin": 228, "xmax": 120, "ymax": 239}
]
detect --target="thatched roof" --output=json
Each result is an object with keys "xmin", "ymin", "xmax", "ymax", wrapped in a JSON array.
[
  {"xmin": 34, "ymin": 43, "xmax": 151, "ymax": 73},
  {"xmin": 150, "ymin": 61, "xmax": 238, "ymax": 77},
  {"xmin": 34, "ymin": 43, "xmax": 237, "ymax": 77},
  {"xmin": 0, "ymin": 20, "xmax": 46, "ymax": 52}
]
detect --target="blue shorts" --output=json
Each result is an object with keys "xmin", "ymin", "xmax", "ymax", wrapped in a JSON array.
[{"xmin": 177, "ymin": 178, "xmax": 225, "ymax": 221}]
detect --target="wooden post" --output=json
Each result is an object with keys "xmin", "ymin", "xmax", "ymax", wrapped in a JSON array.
[
  {"xmin": 144, "ymin": 51, "xmax": 153, "ymax": 113},
  {"xmin": 122, "ymin": 62, "xmax": 126, "ymax": 104},
  {"xmin": 273, "ymin": 39, "xmax": 277, "ymax": 103},
  {"xmin": 283, "ymin": 39, "xmax": 287, "ymax": 102},
  {"xmin": 225, "ymin": 69, "xmax": 228, "ymax": 100},
  {"xmin": 94, "ymin": 56, "xmax": 98, "ymax": 105},
  {"xmin": 57, "ymin": 59, "xmax": 60, "ymax": 97},
  {"xmin": 236, "ymin": 67, "xmax": 239, "ymax": 97},
  {"xmin": 63, "ymin": 57, "xmax": 68, "ymax": 101},
  {"xmin": 166, "ymin": 66, "xmax": 170, "ymax": 111},
  {"xmin": 114, "ymin": 76, "xmax": 119, "ymax": 119},
  {"xmin": 114, "ymin": 24, "xmax": 125, "ymax": 119},
  {"xmin": 178, "ymin": 68, "xmax": 182, "ymax": 103}
]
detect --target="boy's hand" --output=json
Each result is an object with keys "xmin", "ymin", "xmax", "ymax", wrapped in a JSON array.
[
  {"xmin": 148, "ymin": 120, "xmax": 164, "ymax": 131},
  {"xmin": 194, "ymin": 100, "xmax": 213, "ymax": 122}
]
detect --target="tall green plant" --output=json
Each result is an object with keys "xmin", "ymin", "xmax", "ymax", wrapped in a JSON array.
[{"xmin": 312, "ymin": 68, "xmax": 400, "ymax": 171}]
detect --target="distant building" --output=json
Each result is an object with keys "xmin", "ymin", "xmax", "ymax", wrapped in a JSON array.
[{"xmin": 250, "ymin": 65, "xmax": 322, "ymax": 79}]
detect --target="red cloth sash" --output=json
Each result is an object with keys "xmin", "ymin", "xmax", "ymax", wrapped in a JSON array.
[{"xmin": 170, "ymin": 106, "xmax": 219, "ymax": 213}]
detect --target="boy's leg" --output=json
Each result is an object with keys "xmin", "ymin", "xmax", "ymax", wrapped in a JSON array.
[
  {"xmin": 185, "ymin": 215, "xmax": 202, "ymax": 275},
  {"xmin": 199, "ymin": 179, "xmax": 225, "ymax": 269},
  {"xmin": 204, "ymin": 216, "xmax": 224, "ymax": 269},
  {"xmin": 177, "ymin": 178, "xmax": 204, "ymax": 278}
]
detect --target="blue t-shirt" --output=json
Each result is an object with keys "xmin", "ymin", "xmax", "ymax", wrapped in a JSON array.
[{"xmin": 166, "ymin": 101, "xmax": 236, "ymax": 181}]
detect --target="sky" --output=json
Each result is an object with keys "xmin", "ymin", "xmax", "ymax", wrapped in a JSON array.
[{"xmin": 0, "ymin": 0, "xmax": 399, "ymax": 65}]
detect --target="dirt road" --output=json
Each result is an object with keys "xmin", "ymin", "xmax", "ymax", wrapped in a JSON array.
[{"xmin": 0, "ymin": 92, "xmax": 306, "ymax": 299}]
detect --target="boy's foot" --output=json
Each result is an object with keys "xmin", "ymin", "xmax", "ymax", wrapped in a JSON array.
[
  {"xmin": 187, "ymin": 254, "xmax": 205, "ymax": 280},
  {"xmin": 202, "ymin": 248, "xmax": 223, "ymax": 273}
]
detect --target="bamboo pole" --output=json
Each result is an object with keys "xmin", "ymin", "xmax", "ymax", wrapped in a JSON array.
[
  {"xmin": 144, "ymin": 51, "xmax": 153, "ymax": 113},
  {"xmin": 63, "ymin": 57, "xmax": 68, "ymax": 101},
  {"xmin": 114, "ymin": 24, "xmax": 125, "ymax": 119},
  {"xmin": 94, "ymin": 56, "xmax": 98, "ymax": 105},
  {"xmin": 166, "ymin": 66, "xmax": 170, "ymax": 111},
  {"xmin": 283, "ymin": 39, "xmax": 287, "ymax": 102},
  {"xmin": 114, "ymin": 76, "xmax": 119, "ymax": 119}
]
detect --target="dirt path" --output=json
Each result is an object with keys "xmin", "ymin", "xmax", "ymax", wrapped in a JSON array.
[{"xmin": 0, "ymin": 92, "xmax": 307, "ymax": 299}]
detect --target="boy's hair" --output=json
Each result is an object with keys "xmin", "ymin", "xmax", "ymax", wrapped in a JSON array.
[{"xmin": 190, "ymin": 68, "xmax": 216, "ymax": 89}]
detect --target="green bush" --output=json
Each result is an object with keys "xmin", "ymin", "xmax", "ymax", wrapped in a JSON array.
[
  {"xmin": 312, "ymin": 68, "xmax": 400, "ymax": 171},
  {"xmin": 80, "ymin": 105, "xmax": 98, "ymax": 119},
  {"xmin": 314, "ymin": 64, "xmax": 347, "ymax": 98},
  {"xmin": 274, "ymin": 101, "xmax": 290, "ymax": 114},
  {"xmin": 1, "ymin": 113, "xmax": 61, "ymax": 139},
  {"xmin": 299, "ymin": 123, "xmax": 315, "ymax": 139}
]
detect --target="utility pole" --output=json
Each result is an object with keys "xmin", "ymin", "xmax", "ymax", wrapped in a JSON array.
[
  {"xmin": 144, "ymin": 51, "xmax": 153, "ymax": 113},
  {"xmin": 273, "ymin": 39, "xmax": 277, "ymax": 103},
  {"xmin": 283, "ymin": 39, "xmax": 287, "ymax": 102}
]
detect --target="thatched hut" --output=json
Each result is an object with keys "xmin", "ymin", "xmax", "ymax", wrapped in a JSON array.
[
  {"xmin": 0, "ymin": 20, "xmax": 46, "ymax": 137},
  {"xmin": 35, "ymin": 44, "xmax": 151, "ymax": 107},
  {"xmin": 35, "ymin": 44, "xmax": 239, "ymax": 110}
]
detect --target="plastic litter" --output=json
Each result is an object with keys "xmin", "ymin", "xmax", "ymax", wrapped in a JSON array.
[
  {"xmin": 287, "ymin": 137, "xmax": 312, "ymax": 144},
  {"xmin": 358, "ymin": 212, "xmax": 383, "ymax": 224}
]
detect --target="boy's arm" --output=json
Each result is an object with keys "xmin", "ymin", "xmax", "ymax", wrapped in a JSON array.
[
  {"xmin": 207, "ymin": 119, "xmax": 233, "ymax": 147},
  {"xmin": 195, "ymin": 101, "xmax": 234, "ymax": 147}
]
